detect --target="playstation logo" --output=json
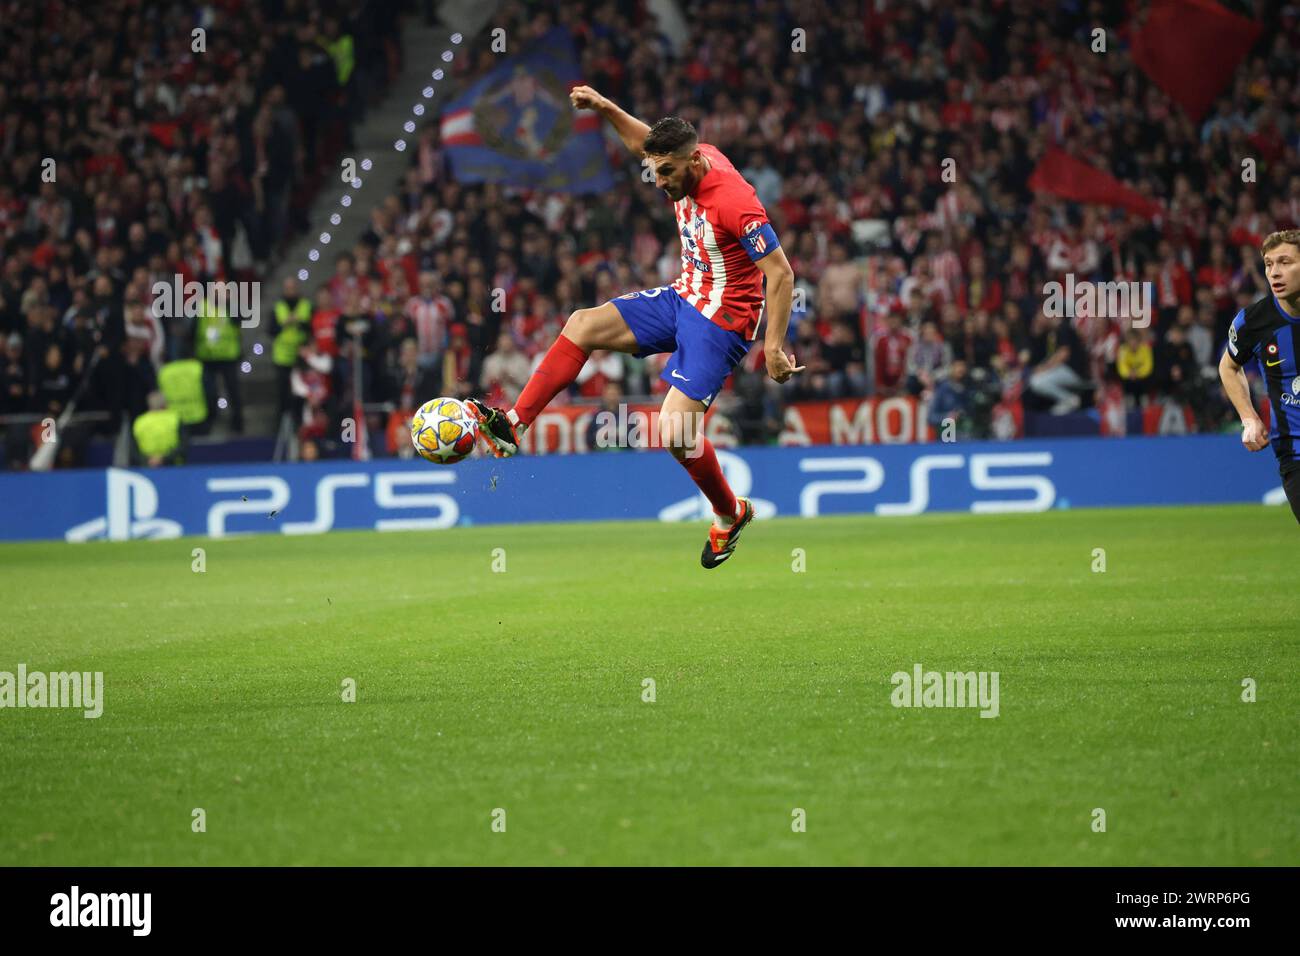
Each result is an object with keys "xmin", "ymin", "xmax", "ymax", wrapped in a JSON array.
[
  {"xmin": 66, "ymin": 469, "xmax": 183, "ymax": 542},
  {"xmin": 657, "ymin": 450, "xmax": 776, "ymax": 522}
]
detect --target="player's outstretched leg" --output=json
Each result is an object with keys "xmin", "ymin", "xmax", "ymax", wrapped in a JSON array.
[
  {"xmin": 659, "ymin": 387, "xmax": 755, "ymax": 568},
  {"xmin": 469, "ymin": 302, "xmax": 639, "ymax": 458}
]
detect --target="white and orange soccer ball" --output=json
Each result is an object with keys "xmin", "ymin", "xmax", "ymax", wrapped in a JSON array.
[{"xmin": 410, "ymin": 397, "xmax": 479, "ymax": 464}]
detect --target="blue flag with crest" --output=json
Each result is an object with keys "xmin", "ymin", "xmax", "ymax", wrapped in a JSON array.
[{"xmin": 439, "ymin": 28, "xmax": 615, "ymax": 193}]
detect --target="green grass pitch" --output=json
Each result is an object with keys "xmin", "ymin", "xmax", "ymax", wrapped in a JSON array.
[{"xmin": 1, "ymin": 504, "xmax": 1296, "ymax": 866}]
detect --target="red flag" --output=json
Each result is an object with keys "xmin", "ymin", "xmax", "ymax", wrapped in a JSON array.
[
  {"xmin": 1028, "ymin": 148, "xmax": 1163, "ymax": 219},
  {"xmin": 1129, "ymin": 0, "xmax": 1261, "ymax": 122}
]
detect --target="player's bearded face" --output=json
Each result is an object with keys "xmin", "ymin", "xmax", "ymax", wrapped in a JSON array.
[
  {"xmin": 651, "ymin": 150, "xmax": 700, "ymax": 201},
  {"xmin": 1264, "ymin": 243, "xmax": 1300, "ymax": 299}
]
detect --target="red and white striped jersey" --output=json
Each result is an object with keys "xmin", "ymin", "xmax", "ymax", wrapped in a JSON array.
[
  {"xmin": 405, "ymin": 293, "xmax": 455, "ymax": 356},
  {"xmin": 926, "ymin": 248, "xmax": 963, "ymax": 300},
  {"xmin": 669, "ymin": 143, "xmax": 780, "ymax": 339}
]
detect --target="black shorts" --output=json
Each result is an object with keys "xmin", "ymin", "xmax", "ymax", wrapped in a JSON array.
[{"xmin": 1282, "ymin": 461, "xmax": 1300, "ymax": 525}]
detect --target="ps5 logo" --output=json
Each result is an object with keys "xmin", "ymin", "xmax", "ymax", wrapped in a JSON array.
[
  {"xmin": 793, "ymin": 452, "xmax": 1055, "ymax": 517},
  {"xmin": 205, "ymin": 472, "xmax": 459, "ymax": 536},
  {"xmin": 64, "ymin": 469, "xmax": 462, "ymax": 541},
  {"xmin": 66, "ymin": 469, "xmax": 183, "ymax": 541},
  {"xmin": 656, "ymin": 451, "xmax": 1057, "ymax": 520}
]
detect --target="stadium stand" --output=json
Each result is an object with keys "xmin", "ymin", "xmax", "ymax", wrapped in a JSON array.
[
  {"xmin": 2, "ymin": 0, "xmax": 1298, "ymax": 466},
  {"xmin": 0, "ymin": 0, "xmax": 402, "ymax": 467}
]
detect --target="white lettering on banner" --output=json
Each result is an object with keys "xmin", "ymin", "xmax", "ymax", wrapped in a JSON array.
[
  {"xmin": 798, "ymin": 458, "xmax": 886, "ymax": 517},
  {"xmin": 373, "ymin": 473, "xmax": 459, "ymax": 530},
  {"xmin": 51, "ymin": 453, "xmax": 1059, "ymax": 543},
  {"xmin": 969, "ymin": 453, "xmax": 1055, "ymax": 513},
  {"xmin": 281, "ymin": 473, "xmax": 370, "ymax": 535},
  {"xmin": 206, "ymin": 477, "xmax": 291, "ymax": 537},
  {"xmin": 825, "ymin": 400, "xmax": 921, "ymax": 445},
  {"xmin": 65, "ymin": 469, "xmax": 183, "ymax": 541},
  {"xmin": 828, "ymin": 402, "xmax": 874, "ymax": 444},
  {"xmin": 795, "ymin": 453, "xmax": 1056, "ymax": 516},
  {"xmin": 205, "ymin": 472, "xmax": 461, "ymax": 536},
  {"xmin": 780, "ymin": 406, "xmax": 811, "ymax": 445},
  {"xmin": 876, "ymin": 454, "xmax": 964, "ymax": 516},
  {"xmin": 658, "ymin": 449, "xmax": 777, "ymax": 521},
  {"xmin": 876, "ymin": 397, "xmax": 916, "ymax": 443},
  {"xmin": 518, "ymin": 399, "xmax": 930, "ymax": 454}
]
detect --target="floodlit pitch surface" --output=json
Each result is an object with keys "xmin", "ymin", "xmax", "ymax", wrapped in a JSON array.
[{"xmin": 1, "ymin": 505, "xmax": 1295, "ymax": 865}]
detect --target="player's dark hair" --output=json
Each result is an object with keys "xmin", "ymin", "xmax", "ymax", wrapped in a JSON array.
[{"xmin": 643, "ymin": 117, "xmax": 698, "ymax": 157}]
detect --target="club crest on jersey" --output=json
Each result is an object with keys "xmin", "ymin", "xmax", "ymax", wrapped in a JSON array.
[{"xmin": 680, "ymin": 225, "xmax": 697, "ymax": 252}]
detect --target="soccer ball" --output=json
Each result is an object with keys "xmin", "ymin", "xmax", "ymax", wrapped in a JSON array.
[{"xmin": 410, "ymin": 397, "xmax": 478, "ymax": 464}]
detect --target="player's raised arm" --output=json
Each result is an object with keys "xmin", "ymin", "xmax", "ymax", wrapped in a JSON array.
[{"xmin": 569, "ymin": 85, "xmax": 650, "ymax": 158}]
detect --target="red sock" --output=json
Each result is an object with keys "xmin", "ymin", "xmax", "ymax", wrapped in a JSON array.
[
  {"xmin": 675, "ymin": 437, "xmax": 738, "ymax": 520},
  {"xmin": 511, "ymin": 334, "xmax": 589, "ymax": 427}
]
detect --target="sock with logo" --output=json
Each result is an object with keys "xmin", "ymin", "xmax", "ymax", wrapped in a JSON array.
[
  {"xmin": 510, "ymin": 334, "xmax": 589, "ymax": 428},
  {"xmin": 675, "ymin": 438, "xmax": 739, "ymax": 528}
]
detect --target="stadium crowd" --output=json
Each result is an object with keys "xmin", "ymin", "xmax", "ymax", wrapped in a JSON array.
[
  {"xmin": 3, "ymin": 0, "xmax": 1300, "ymax": 466},
  {"xmin": 284, "ymin": 0, "xmax": 1299, "ymax": 454},
  {"xmin": 0, "ymin": 0, "xmax": 401, "ymax": 466}
]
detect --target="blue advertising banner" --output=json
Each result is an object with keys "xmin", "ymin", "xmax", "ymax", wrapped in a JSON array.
[{"xmin": 0, "ymin": 436, "xmax": 1286, "ymax": 543}]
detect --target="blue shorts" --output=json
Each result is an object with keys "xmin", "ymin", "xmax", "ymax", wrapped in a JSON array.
[{"xmin": 610, "ymin": 287, "xmax": 752, "ymax": 407}]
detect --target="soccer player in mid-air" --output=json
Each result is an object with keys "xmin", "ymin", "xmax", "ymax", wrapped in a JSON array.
[
  {"xmin": 1219, "ymin": 229, "xmax": 1300, "ymax": 524},
  {"xmin": 467, "ymin": 85, "xmax": 802, "ymax": 567}
]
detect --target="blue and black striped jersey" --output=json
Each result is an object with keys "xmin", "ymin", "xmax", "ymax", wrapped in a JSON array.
[{"xmin": 1225, "ymin": 294, "xmax": 1300, "ymax": 464}]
